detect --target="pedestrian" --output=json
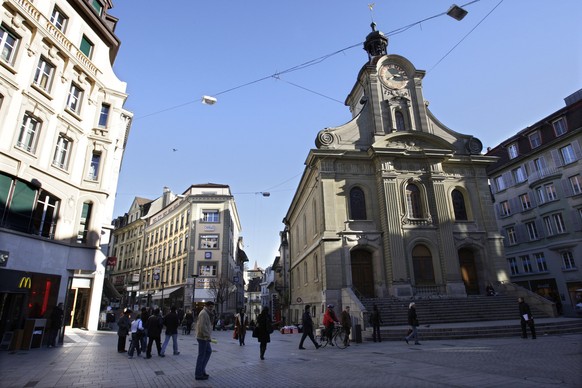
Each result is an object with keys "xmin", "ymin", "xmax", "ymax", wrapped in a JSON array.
[
  {"xmin": 298, "ymin": 304, "xmax": 321, "ymax": 350},
  {"xmin": 160, "ymin": 305, "xmax": 180, "ymax": 356},
  {"xmin": 255, "ymin": 306, "xmax": 273, "ymax": 360},
  {"xmin": 117, "ymin": 308, "xmax": 131, "ymax": 353},
  {"xmin": 234, "ymin": 308, "xmax": 248, "ymax": 346},
  {"xmin": 183, "ymin": 310, "xmax": 194, "ymax": 335},
  {"xmin": 46, "ymin": 303, "xmax": 64, "ymax": 347},
  {"xmin": 340, "ymin": 305, "xmax": 352, "ymax": 347},
  {"xmin": 195, "ymin": 301, "xmax": 215, "ymax": 381},
  {"xmin": 140, "ymin": 307, "xmax": 149, "ymax": 351},
  {"xmin": 370, "ymin": 304, "xmax": 383, "ymax": 342},
  {"xmin": 146, "ymin": 308, "xmax": 164, "ymax": 358},
  {"xmin": 127, "ymin": 313, "xmax": 144, "ymax": 359},
  {"xmin": 404, "ymin": 302, "xmax": 421, "ymax": 345},
  {"xmin": 518, "ymin": 297, "xmax": 536, "ymax": 339},
  {"xmin": 322, "ymin": 304, "xmax": 339, "ymax": 346}
]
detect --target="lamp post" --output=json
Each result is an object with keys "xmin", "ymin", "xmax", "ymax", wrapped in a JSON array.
[
  {"xmin": 160, "ymin": 281, "xmax": 166, "ymax": 313},
  {"xmin": 191, "ymin": 274, "xmax": 199, "ymax": 315}
]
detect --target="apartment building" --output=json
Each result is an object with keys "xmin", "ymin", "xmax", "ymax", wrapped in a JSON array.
[{"xmin": 486, "ymin": 89, "xmax": 582, "ymax": 316}]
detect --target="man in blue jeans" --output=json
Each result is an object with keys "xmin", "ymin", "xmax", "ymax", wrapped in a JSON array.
[
  {"xmin": 160, "ymin": 305, "xmax": 180, "ymax": 356},
  {"xmin": 195, "ymin": 301, "xmax": 215, "ymax": 380}
]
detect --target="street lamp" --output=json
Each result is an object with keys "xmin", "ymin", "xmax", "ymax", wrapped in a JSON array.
[
  {"xmin": 191, "ymin": 274, "xmax": 199, "ymax": 315},
  {"xmin": 446, "ymin": 4, "xmax": 468, "ymax": 21},
  {"xmin": 160, "ymin": 281, "xmax": 166, "ymax": 313}
]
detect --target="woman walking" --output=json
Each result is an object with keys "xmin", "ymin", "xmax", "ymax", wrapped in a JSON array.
[
  {"xmin": 255, "ymin": 306, "xmax": 272, "ymax": 360},
  {"xmin": 404, "ymin": 302, "xmax": 421, "ymax": 345}
]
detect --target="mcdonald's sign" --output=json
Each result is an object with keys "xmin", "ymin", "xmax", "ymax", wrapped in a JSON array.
[{"xmin": 18, "ymin": 276, "xmax": 32, "ymax": 289}]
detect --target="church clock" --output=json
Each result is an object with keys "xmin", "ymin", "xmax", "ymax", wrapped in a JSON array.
[{"xmin": 379, "ymin": 63, "xmax": 408, "ymax": 89}]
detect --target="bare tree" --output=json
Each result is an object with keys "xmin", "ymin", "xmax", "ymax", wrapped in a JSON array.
[{"xmin": 207, "ymin": 277, "xmax": 236, "ymax": 317}]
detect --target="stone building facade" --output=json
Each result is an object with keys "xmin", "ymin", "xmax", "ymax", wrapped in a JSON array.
[
  {"xmin": 284, "ymin": 24, "xmax": 506, "ymax": 325},
  {"xmin": 0, "ymin": 0, "xmax": 131, "ymax": 338}
]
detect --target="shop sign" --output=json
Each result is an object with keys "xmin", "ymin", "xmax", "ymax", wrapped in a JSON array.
[{"xmin": 18, "ymin": 276, "xmax": 32, "ymax": 288}]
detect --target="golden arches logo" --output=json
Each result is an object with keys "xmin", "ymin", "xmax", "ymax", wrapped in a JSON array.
[{"xmin": 18, "ymin": 277, "xmax": 32, "ymax": 288}]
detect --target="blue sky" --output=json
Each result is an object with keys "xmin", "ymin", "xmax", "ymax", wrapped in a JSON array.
[{"xmin": 109, "ymin": 0, "xmax": 581, "ymax": 270}]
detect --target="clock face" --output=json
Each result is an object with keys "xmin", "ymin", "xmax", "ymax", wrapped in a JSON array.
[{"xmin": 379, "ymin": 64, "xmax": 408, "ymax": 89}]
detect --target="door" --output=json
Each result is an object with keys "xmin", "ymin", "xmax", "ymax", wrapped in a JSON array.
[
  {"xmin": 458, "ymin": 248, "xmax": 480, "ymax": 295},
  {"xmin": 351, "ymin": 250, "xmax": 375, "ymax": 298}
]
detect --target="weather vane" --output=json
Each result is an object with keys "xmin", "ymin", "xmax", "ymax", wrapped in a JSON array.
[{"xmin": 368, "ymin": 3, "xmax": 375, "ymax": 23}]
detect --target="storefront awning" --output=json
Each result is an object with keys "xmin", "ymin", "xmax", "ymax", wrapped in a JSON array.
[
  {"xmin": 193, "ymin": 288, "xmax": 215, "ymax": 302},
  {"xmin": 150, "ymin": 286, "xmax": 183, "ymax": 300},
  {"xmin": 103, "ymin": 278, "xmax": 122, "ymax": 299}
]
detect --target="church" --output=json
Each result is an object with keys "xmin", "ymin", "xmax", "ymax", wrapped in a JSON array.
[{"xmin": 283, "ymin": 24, "xmax": 507, "ymax": 324}]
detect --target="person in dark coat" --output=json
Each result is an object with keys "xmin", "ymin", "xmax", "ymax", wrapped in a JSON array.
[
  {"xmin": 518, "ymin": 297, "xmax": 536, "ymax": 339},
  {"xmin": 160, "ymin": 305, "xmax": 180, "ymax": 356},
  {"xmin": 370, "ymin": 304, "xmax": 383, "ymax": 342},
  {"xmin": 140, "ymin": 307, "xmax": 150, "ymax": 350},
  {"xmin": 117, "ymin": 308, "xmax": 131, "ymax": 353},
  {"xmin": 404, "ymin": 302, "xmax": 421, "ymax": 345},
  {"xmin": 47, "ymin": 303, "xmax": 64, "ymax": 347},
  {"xmin": 255, "ymin": 306, "xmax": 272, "ymax": 360},
  {"xmin": 184, "ymin": 310, "xmax": 194, "ymax": 335},
  {"xmin": 340, "ymin": 306, "xmax": 352, "ymax": 347},
  {"xmin": 298, "ymin": 304, "xmax": 320, "ymax": 350},
  {"xmin": 146, "ymin": 308, "xmax": 164, "ymax": 358},
  {"xmin": 235, "ymin": 308, "xmax": 248, "ymax": 346}
]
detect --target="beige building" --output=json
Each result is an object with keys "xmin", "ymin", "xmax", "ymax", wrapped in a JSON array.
[
  {"xmin": 284, "ymin": 24, "xmax": 506, "ymax": 325},
  {"xmin": 0, "ymin": 0, "xmax": 132, "ymax": 338},
  {"xmin": 109, "ymin": 184, "xmax": 245, "ymax": 318},
  {"xmin": 486, "ymin": 90, "xmax": 582, "ymax": 316}
]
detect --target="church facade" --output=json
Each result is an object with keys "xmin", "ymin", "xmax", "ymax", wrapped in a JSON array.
[{"xmin": 283, "ymin": 24, "xmax": 507, "ymax": 324}]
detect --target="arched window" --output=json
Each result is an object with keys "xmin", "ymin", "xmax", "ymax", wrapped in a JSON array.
[
  {"xmin": 395, "ymin": 111, "xmax": 405, "ymax": 131},
  {"xmin": 412, "ymin": 244, "xmax": 435, "ymax": 284},
  {"xmin": 406, "ymin": 184, "xmax": 422, "ymax": 218},
  {"xmin": 451, "ymin": 189, "xmax": 468, "ymax": 221},
  {"xmin": 349, "ymin": 187, "xmax": 367, "ymax": 220}
]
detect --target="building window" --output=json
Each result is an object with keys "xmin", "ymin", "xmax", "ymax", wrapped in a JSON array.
[
  {"xmin": 512, "ymin": 166, "xmax": 527, "ymax": 183},
  {"xmin": 520, "ymin": 255, "xmax": 533, "ymax": 273},
  {"xmin": 52, "ymin": 134, "xmax": 72, "ymax": 169},
  {"xmin": 533, "ymin": 157, "xmax": 546, "ymax": 173},
  {"xmin": 200, "ymin": 234, "xmax": 218, "ymax": 249},
  {"xmin": 494, "ymin": 176, "xmax": 506, "ymax": 192},
  {"xmin": 66, "ymin": 83, "xmax": 83, "ymax": 113},
  {"xmin": 198, "ymin": 264, "xmax": 217, "ymax": 277},
  {"xmin": 395, "ymin": 111, "xmax": 405, "ymax": 131},
  {"xmin": 50, "ymin": 6, "xmax": 68, "ymax": 32},
  {"xmin": 552, "ymin": 117, "xmax": 567, "ymax": 136},
  {"xmin": 560, "ymin": 144, "xmax": 576, "ymax": 165},
  {"xmin": 33, "ymin": 57, "xmax": 56, "ymax": 92},
  {"xmin": 535, "ymin": 187, "xmax": 545, "ymax": 204},
  {"xmin": 0, "ymin": 25, "xmax": 18, "ymax": 65},
  {"xmin": 507, "ymin": 143, "xmax": 519, "ymax": 159},
  {"xmin": 500, "ymin": 201, "xmax": 511, "ymax": 217},
  {"xmin": 406, "ymin": 184, "xmax": 422, "ymax": 218},
  {"xmin": 508, "ymin": 257, "xmax": 519, "ymax": 275},
  {"xmin": 349, "ymin": 187, "xmax": 367, "ymax": 220},
  {"xmin": 451, "ymin": 189, "xmax": 468, "ymax": 221},
  {"xmin": 506, "ymin": 227, "xmax": 517, "ymax": 245},
  {"xmin": 528, "ymin": 131, "xmax": 541, "ymax": 149},
  {"xmin": 412, "ymin": 244, "xmax": 435, "ymax": 284},
  {"xmin": 533, "ymin": 253, "xmax": 547, "ymax": 272},
  {"xmin": 525, "ymin": 221, "xmax": 539, "ymax": 241},
  {"xmin": 561, "ymin": 251, "xmax": 575, "ymax": 270},
  {"xmin": 16, "ymin": 114, "xmax": 41, "ymax": 153},
  {"xmin": 519, "ymin": 193, "xmax": 532, "ymax": 211},
  {"xmin": 79, "ymin": 35, "xmax": 94, "ymax": 58},
  {"xmin": 553, "ymin": 213, "xmax": 566, "ymax": 234},
  {"xmin": 545, "ymin": 183, "xmax": 557, "ymax": 201},
  {"xmin": 543, "ymin": 216, "xmax": 554, "ymax": 236},
  {"xmin": 91, "ymin": 0, "xmax": 104, "ymax": 16},
  {"xmin": 303, "ymin": 261, "xmax": 308, "ymax": 285},
  {"xmin": 569, "ymin": 175, "xmax": 582, "ymax": 195},
  {"xmin": 31, "ymin": 192, "xmax": 59, "ymax": 238},
  {"xmin": 202, "ymin": 210, "xmax": 220, "ymax": 223},
  {"xmin": 98, "ymin": 104, "xmax": 110, "ymax": 127},
  {"xmin": 88, "ymin": 152, "xmax": 101, "ymax": 180},
  {"xmin": 77, "ymin": 202, "xmax": 93, "ymax": 243}
]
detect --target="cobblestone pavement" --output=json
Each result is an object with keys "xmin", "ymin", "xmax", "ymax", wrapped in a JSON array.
[{"xmin": 1, "ymin": 328, "xmax": 580, "ymax": 387}]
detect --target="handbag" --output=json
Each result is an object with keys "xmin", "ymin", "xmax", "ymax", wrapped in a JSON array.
[{"xmin": 233, "ymin": 328, "xmax": 239, "ymax": 340}]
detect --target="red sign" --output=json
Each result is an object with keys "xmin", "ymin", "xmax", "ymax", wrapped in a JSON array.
[{"xmin": 107, "ymin": 257, "xmax": 117, "ymax": 266}]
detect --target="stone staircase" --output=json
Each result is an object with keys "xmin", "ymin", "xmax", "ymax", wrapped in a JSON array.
[{"xmin": 359, "ymin": 295, "xmax": 582, "ymax": 341}]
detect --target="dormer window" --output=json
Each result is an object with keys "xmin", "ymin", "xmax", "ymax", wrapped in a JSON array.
[
  {"xmin": 507, "ymin": 143, "xmax": 518, "ymax": 159},
  {"xmin": 552, "ymin": 117, "xmax": 567, "ymax": 136},
  {"xmin": 528, "ymin": 131, "xmax": 541, "ymax": 149}
]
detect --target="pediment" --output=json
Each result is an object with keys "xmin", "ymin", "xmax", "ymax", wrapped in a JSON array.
[{"xmin": 372, "ymin": 132, "xmax": 456, "ymax": 155}]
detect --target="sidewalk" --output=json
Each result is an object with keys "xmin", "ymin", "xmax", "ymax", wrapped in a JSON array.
[{"xmin": 1, "ymin": 326, "xmax": 580, "ymax": 387}]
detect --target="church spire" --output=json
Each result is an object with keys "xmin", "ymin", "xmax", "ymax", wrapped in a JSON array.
[{"xmin": 363, "ymin": 22, "xmax": 388, "ymax": 61}]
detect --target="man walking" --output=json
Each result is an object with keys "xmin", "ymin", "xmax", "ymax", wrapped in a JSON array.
[
  {"xmin": 195, "ymin": 301, "xmax": 215, "ymax": 381},
  {"xmin": 340, "ymin": 306, "xmax": 352, "ymax": 347},
  {"xmin": 146, "ymin": 308, "xmax": 164, "ymax": 358},
  {"xmin": 518, "ymin": 297, "xmax": 536, "ymax": 339},
  {"xmin": 370, "ymin": 304, "xmax": 383, "ymax": 342},
  {"xmin": 47, "ymin": 303, "xmax": 64, "ymax": 347},
  {"xmin": 160, "ymin": 305, "xmax": 180, "ymax": 356},
  {"xmin": 298, "ymin": 304, "xmax": 321, "ymax": 350}
]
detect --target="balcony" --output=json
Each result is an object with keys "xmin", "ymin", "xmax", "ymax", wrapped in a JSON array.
[{"xmin": 528, "ymin": 166, "xmax": 561, "ymax": 186}]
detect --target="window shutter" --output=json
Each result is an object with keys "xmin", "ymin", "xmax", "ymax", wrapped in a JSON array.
[{"xmin": 550, "ymin": 149, "xmax": 562, "ymax": 167}]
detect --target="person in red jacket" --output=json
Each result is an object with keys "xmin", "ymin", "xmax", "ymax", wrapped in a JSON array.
[{"xmin": 322, "ymin": 304, "xmax": 339, "ymax": 346}]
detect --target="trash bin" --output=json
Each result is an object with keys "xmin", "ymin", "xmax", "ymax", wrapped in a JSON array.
[{"xmin": 354, "ymin": 324, "xmax": 362, "ymax": 343}]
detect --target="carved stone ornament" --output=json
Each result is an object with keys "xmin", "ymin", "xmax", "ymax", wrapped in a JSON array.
[
  {"xmin": 315, "ymin": 130, "xmax": 336, "ymax": 148},
  {"xmin": 465, "ymin": 137, "xmax": 483, "ymax": 154}
]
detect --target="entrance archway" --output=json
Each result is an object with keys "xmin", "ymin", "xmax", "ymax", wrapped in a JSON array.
[
  {"xmin": 350, "ymin": 250, "xmax": 374, "ymax": 298},
  {"xmin": 458, "ymin": 248, "xmax": 480, "ymax": 295}
]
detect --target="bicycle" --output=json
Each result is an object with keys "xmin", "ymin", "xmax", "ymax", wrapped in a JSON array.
[{"xmin": 315, "ymin": 325, "xmax": 348, "ymax": 349}]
